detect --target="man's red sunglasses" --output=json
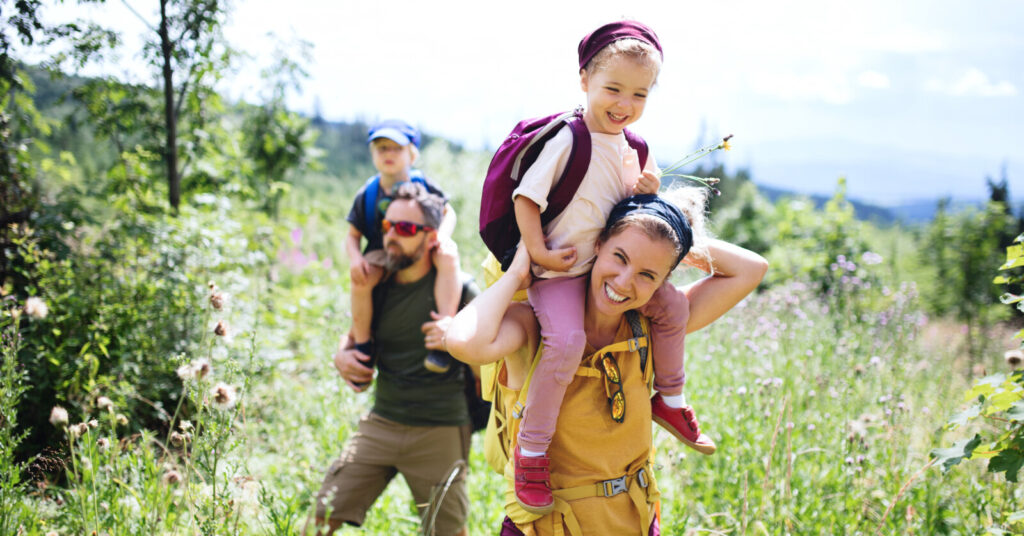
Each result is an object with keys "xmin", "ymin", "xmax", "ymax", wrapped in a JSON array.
[{"xmin": 381, "ymin": 219, "xmax": 434, "ymax": 237}]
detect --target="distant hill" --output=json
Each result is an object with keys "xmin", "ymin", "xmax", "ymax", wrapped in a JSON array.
[{"xmin": 756, "ymin": 183, "xmax": 899, "ymax": 224}]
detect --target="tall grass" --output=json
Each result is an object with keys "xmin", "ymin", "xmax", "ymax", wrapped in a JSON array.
[{"xmin": 4, "ymin": 141, "xmax": 1020, "ymax": 535}]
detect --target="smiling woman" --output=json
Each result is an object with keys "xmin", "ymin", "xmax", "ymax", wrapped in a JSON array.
[{"xmin": 444, "ymin": 190, "xmax": 768, "ymax": 535}]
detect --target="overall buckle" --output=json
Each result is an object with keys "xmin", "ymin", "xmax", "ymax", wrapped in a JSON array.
[{"xmin": 600, "ymin": 475, "xmax": 629, "ymax": 497}]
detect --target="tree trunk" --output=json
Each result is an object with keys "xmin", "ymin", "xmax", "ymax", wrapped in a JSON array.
[{"xmin": 159, "ymin": 0, "xmax": 180, "ymax": 211}]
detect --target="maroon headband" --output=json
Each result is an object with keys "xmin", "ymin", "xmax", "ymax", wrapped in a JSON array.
[{"xmin": 577, "ymin": 20, "xmax": 663, "ymax": 70}]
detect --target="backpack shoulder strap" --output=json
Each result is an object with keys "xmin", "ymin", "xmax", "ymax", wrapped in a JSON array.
[
  {"xmin": 362, "ymin": 174, "xmax": 382, "ymax": 235},
  {"xmin": 541, "ymin": 108, "xmax": 592, "ymax": 227},
  {"xmin": 623, "ymin": 129, "xmax": 649, "ymax": 170},
  {"xmin": 625, "ymin": 310, "xmax": 653, "ymax": 387},
  {"xmin": 511, "ymin": 344, "xmax": 545, "ymax": 419},
  {"xmin": 408, "ymin": 168, "xmax": 428, "ymax": 187}
]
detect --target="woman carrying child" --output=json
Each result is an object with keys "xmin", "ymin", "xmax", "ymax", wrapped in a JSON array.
[
  {"xmin": 445, "ymin": 191, "xmax": 768, "ymax": 535},
  {"xmin": 506, "ymin": 20, "xmax": 720, "ymax": 513}
]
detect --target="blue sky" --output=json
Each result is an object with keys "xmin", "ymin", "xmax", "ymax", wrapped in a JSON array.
[{"xmin": 42, "ymin": 0, "xmax": 1024, "ymax": 205}]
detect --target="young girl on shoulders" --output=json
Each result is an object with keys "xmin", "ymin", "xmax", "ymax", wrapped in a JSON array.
[{"xmin": 505, "ymin": 20, "xmax": 719, "ymax": 515}]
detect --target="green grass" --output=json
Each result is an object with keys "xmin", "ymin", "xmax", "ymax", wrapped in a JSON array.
[{"xmin": 4, "ymin": 146, "xmax": 1022, "ymax": 535}]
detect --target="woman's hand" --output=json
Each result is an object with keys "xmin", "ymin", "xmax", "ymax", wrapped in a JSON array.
[{"xmin": 422, "ymin": 311, "xmax": 453, "ymax": 351}]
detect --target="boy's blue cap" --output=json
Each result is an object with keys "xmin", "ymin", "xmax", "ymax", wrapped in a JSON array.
[{"xmin": 368, "ymin": 119, "xmax": 421, "ymax": 148}]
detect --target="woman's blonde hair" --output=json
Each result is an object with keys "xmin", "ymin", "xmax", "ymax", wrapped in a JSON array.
[{"xmin": 599, "ymin": 186, "xmax": 711, "ymax": 273}]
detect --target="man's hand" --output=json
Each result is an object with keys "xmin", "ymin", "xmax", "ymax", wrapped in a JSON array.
[
  {"xmin": 334, "ymin": 346, "xmax": 374, "ymax": 392},
  {"xmin": 633, "ymin": 169, "xmax": 661, "ymax": 194},
  {"xmin": 422, "ymin": 311, "xmax": 453, "ymax": 351}
]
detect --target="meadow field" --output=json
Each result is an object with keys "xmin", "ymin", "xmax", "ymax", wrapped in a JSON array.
[{"xmin": 3, "ymin": 138, "xmax": 1022, "ymax": 536}]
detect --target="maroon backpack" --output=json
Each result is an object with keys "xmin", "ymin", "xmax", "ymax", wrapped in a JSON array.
[{"xmin": 479, "ymin": 107, "xmax": 649, "ymax": 270}]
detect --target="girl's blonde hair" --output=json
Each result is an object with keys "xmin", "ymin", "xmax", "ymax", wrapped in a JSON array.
[
  {"xmin": 599, "ymin": 186, "xmax": 711, "ymax": 273},
  {"xmin": 582, "ymin": 38, "xmax": 662, "ymax": 82}
]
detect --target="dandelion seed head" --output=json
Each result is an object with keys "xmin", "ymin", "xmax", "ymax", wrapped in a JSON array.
[
  {"xmin": 1005, "ymin": 349, "xmax": 1023, "ymax": 369},
  {"xmin": 163, "ymin": 469, "xmax": 183, "ymax": 485},
  {"xmin": 24, "ymin": 296, "xmax": 49, "ymax": 319},
  {"xmin": 96, "ymin": 396, "xmax": 114, "ymax": 412},
  {"xmin": 49, "ymin": 406, "xmax": 69, "ymax": 427},
  {"xmin": 192, "ymin": 358, "xmax": 212, "ymax": 379},
  {"xmin": 170, "ymin": 431, "xmax": 189, "ymax": 448},
  {"xmin": 209, "ymin": 292, "xmax": 227, "ymax": 311},
  {"xmin": 176, "ymin": 364, "xmax": 194, "ymax": 381},
  {"xmin": 70, "ymin": 422, "xmax": 89, "ymax": 438},
  {"xmin": 210, "ymin": 382, "xmax": 237, "ymax": 409}
]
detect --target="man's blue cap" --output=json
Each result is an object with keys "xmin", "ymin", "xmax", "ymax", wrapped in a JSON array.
[{"xmin": 367, "ymin": 119, "xmax": 421, "ymax": 148}]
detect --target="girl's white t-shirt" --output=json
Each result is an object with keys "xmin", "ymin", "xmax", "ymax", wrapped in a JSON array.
[{"xmin": 512, "ymin": 126, "xmax": 658, "ymax": 279}]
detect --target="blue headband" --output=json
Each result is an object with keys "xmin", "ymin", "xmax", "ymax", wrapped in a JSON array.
[{"xmin": 605, "ymin": 194, "xmax": 692, "ymax": 266}]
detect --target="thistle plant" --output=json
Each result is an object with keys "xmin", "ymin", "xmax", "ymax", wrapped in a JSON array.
[{"xmin": 658, "ymin": 134, "xmax": 733, "ymax": 195}]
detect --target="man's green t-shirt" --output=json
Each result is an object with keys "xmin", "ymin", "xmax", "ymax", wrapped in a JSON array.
[{"xmin": 370, "ymin": 269, "xmax": 479, "ymax": 427}]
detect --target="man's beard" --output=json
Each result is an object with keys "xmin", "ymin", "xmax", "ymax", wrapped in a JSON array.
[{"xmin": 384, "ymin": 238, "xmax": 426, "ymax": 272}]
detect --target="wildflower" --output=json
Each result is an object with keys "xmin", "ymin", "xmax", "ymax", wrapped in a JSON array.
[
  {"xmin": 46, "ymin": 532, "xmax": 58, "ymax": 536},
  {"xmin": 861, "ymin": 251, "xmax": 884, "ymax": 265},
  {"xmin": 1005, "ymin": 349, "xmax": 1023, "ymax": 370},
  {"xmin": 97, "ymin": 437, "xmax": 111, "ymax": 451},
  {"xmin": 868, "ymin": 356, "xmax": 882, "ymax": 367},
  {"xmin": 24, "ymin": 296, "xmax": 49, "ymax": 319},
  {"xmin": 96, "ymin": 396, "xmax": 114, "ymax": 412},
  {"xmin": 736, "ymin": 386, "xmax": 747, "ymax": 396},
  {"xmin": 87, "ymin": 419, "xmax": 99, "ymax": 429},
  {"xmin": 844, "ymin": 456, "xmax": 854, "ymax": 465},
  {"xmin": 170, "ymin": 431, "xmax": 191, "ymax": 448},
  {"xmin": 162, "ymin": 469, "xmax": 183, "ymax": 485},
  {"xmin": 785, "ymin": 422, "xmax": 794, "ymax": 431},
  {"xmin": 210, "ymin": 382, "xmax": 238, "ymax": 409},
  {"xmin": 719, "ymin": 134, "xmax": 734, "ymax": 151},
  {"xmin": 49, "ymin": 406, "xmax": 69, "ymax": 427},
  {"xmin": 853, "ymin": 364, "xmax": 865, "ymax": 375},
  {"xmin": 115, "ymin": 413, "xmax": 129, "ymax": 426},
  {"xmin": 210, "ymin": 291, "xmax": 227, "ymax": 310},
  {"xmin": 179, "ymin": 420, "xmax": 194, "ymax": 432},
  {"xmin": 79, "ymin": 457, "xmax": 92, "ymax": 471},
  {"xmin": 176, "ymin": 364, "xmax": 194, "ymax": 380},
  {"xmin": 192, "ymin": 358, "xmax": 212, "ymax": 379},
  {"xmin": 214, "ymin": 320, "xmax": 228, "ymax": 337},
  {"xmin": 70, "ymin": 422, "xmax": 89, "ymax": 438},
  {"xmin": 856, "ymin": 455, "xmax": 865, "ymax": 464}
]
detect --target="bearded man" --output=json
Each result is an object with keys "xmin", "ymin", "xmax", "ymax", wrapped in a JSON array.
[{"xmin": 314, "ymin": 182, "xmax": 477, "ymax": 536}]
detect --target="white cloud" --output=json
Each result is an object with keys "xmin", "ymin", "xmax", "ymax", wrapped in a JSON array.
[
  {"xmin": 926, "ymin": 68, "xmax": 1018, "ymax": 97},
  {"xmin": 857, "ymin": 70, "xmax": 890, "ymax": 89}
]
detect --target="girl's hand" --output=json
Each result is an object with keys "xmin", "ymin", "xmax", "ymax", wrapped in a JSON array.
[
  {"xmin": 633, "ymin": 170, "xmax": 661, "ymax": 195},
  {"xmin": 350, "ymin": 255, "xmax": 371, "ymax": 286},
  {"xmin": 532, "ymin": 245, "xmax": 577, "ymax": 273}
]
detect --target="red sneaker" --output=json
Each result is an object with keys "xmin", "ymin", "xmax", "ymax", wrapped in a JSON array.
[
  {"xmin": 651, "ymin": 394, "xmax": 717, "ymax": 455},
  {"xmin": 513, "ymin": 446, "xmax": 554, "ymax": 515}
]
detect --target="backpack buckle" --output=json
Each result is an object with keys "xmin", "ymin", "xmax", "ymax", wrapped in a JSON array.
[
  {"xmin": 512, "ymin": 402, "xmax": 525, "ymax": 419},
  {"xmin": 600, "ymin": 475, "xmax": 629, "ymax": 497},
  {"xmin": 635, "ymin": 468, "xmax": 648, "ymax": 489},
  {"xmin": 626, "ymin": 338, "xmax": 639, "ymax": 352}
]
